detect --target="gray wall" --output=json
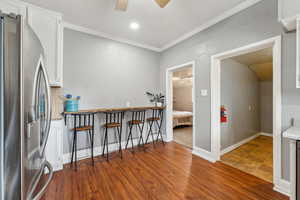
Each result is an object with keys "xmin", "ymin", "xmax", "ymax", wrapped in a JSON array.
[
  {"xmin": 63, "ymin": 29, "xmax": 160, "ymax": 154},
  {"xmin": 159, "ymin": 0, "xmax": 298, "ymax": 181},
  {"xmin": 260, "ymin": 81, "xmax": 273, "ymax": 133},
  {"xmin": 220, "ymin": 59, "xmax": 260, "ymax": 150}
]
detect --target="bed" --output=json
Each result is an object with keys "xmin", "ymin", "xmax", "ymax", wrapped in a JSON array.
[{"xmin": 173, "ymin": 110, "xmax": 193, "ymax": 128}]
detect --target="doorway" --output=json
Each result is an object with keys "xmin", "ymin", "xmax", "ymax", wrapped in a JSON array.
[
  {"xmin": 166, "ymin": 61, "xmax": 195, "ymax": 149},
  {"xmin": 210, "ymin": 36, "xmax": 282, "ymax": 186},
  {"xmin": 219, "ymin": 48, "xmax": 273, "ymax": 182}
]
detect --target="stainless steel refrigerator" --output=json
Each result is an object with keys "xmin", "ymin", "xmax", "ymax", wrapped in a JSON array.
[{"xmin": 0, "ymin": 13, "xmax": 53, "ymax": 200}]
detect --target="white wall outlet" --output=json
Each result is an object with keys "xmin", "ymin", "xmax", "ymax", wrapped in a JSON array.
[{"xmin": 201, "ymin": 89, "xmax": 208, "ymax": 96}]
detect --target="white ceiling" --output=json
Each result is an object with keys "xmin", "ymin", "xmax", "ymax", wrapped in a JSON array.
[
  {"xmin": 232, "ymin": 48, "xmax": 273, "ymax": 81},
  {"xmin": 233, "ymin": 48, "xmax": 273, "ymax": 66},
  {"xmin": 21, "ymin": 0, "xmax": 248, "ymax": 50}
]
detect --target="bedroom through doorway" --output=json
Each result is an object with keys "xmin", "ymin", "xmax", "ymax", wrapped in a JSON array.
[{"xmin": 171, "ymin": 64, "xmax": 194, "ymax": 149}]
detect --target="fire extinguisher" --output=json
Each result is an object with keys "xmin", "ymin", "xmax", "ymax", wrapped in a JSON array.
[{"xmin": 221, "ymin": 105, "xmax": 227, "ymax": 123}]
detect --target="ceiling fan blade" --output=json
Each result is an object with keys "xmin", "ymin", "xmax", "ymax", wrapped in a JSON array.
[
  {"xmin": 115, "ymin": 0, "xmax": 128, "ymax": 11},
  {"xmin": 155, "ymin": 0, "xmax": 170, "ymax": 8}
]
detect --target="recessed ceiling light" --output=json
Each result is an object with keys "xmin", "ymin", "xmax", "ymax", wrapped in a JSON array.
[{"xmin": 130, "ymin": 22, "xmax": 140, "ymax": 30}]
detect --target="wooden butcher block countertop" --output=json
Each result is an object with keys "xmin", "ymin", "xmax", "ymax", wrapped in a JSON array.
[{"xmin": 64, "ymin": 106, "xmax": 165, "ymax": 115}]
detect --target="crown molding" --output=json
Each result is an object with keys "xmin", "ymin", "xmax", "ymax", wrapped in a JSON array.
[
  {"xmin": 62, "ymin": 0, "xmax": 262, "ymax": 52},
  {"xmin": 160, "ymin": 0, "xmax": 262, "ymax": 51},
  {"xmin": 62, "ymin": 22, "xmax": 161, "ymax": 52}
]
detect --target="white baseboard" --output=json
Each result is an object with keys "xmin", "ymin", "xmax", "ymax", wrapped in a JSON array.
[
  {"xmin": 192, "ymin": 147, "xmax": 217, "ymax": 163},
  {"xmin": 274, "ymin": 179, "xmax": 291, "ymax": 197},
  {"xmin": 260, "ymin": 132, "xmax": 273, "ymax": 137},
  {"xmin": 63, "ymin": 134, "xmax": 166, "ymax": 164},
  {"xmin": 221, "ymin": 133, "xmax": 261, "ymax": 155}
]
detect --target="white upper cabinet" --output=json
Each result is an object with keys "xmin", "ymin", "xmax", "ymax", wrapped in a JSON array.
[
  {"xmin": 0, "ymin": 1, "xmax": 63, "ymax": 87},
  {"xmin": 278, "ymin": 0, "xmax": 300, "ymax": 31},
  {"xmin": 27, "ymin": 5, "xmax": 63, "ymax": 87}
]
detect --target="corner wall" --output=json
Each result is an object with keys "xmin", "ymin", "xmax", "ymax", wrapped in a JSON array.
[
  {"xmin": 260, "ymin": 81, "xmax": 273, "ymax": 134},
  {"xmin": 220, "ymin": 59, "xmax": 260, "ymax": 150},
  {"xmin": 63, "ymin": 29, "xmax": 161, "ymax": 154}
]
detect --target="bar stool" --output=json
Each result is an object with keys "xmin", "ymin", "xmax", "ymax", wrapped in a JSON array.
[
  {"xmin": 145, "ymin": 108, "xmax": 165, "ymax": 146},
  {"xmin": 102, "ymin": 111, "xmax": 125, "ymax": 161},
  {"xmin": 70, "ymin": 113, "xmax": 95, "ymax": 170},
  {"xmin": 125, "ymin": 109, "xmax": 146, "ymax": 152}
]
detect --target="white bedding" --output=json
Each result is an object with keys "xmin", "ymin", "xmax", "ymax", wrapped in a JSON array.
[
  {"xmin": 173, "ymin": 111, "xmax": 193, "ymax": 118},
  {"xmin": 173, "ymin": 110, "xmax": 193, "ymax": 128}
]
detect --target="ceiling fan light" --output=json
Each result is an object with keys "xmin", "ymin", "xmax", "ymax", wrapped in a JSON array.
[{"xmin": 154, "ymin": 0, "xmax": 170, "ymax": 8}]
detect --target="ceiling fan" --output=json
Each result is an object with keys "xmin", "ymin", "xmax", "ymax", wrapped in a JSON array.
[{"xmin": 115, "ymin": 0, "xmax": 170, "ymax": 11}]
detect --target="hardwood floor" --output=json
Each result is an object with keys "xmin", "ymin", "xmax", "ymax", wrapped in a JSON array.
[
  {"xmin": 221, "ymin": 135, "xmax": 273, "ymax": 183},
  {"xmin": 41, "ymin": 142, "xmax": 288, "ymax": 200}
]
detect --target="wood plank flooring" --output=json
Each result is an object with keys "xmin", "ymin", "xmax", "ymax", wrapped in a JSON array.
[
  {"xmin": 221, "ymin": 135, "xmax": 273, "ymax": 183},
  {"xmin": 41, "ymin": 142, "xmax": 288, "ymax": 200}
]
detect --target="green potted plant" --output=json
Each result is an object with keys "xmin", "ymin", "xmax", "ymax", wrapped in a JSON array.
[{"xmin": 146, "ymin": 92, "xmax": 165, "ymax": 107}]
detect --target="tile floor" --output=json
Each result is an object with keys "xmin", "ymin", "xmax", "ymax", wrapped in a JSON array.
[{"xmin": 221, "ymin": 135, "xmax": 273, "ymax": 183}]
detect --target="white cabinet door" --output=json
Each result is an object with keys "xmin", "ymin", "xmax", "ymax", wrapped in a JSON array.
[
  {"xmin": 45, "ymin": 120, "xmax": 63, "ymax": 171},
  {"xmin": 27, "ymin": 6, "xmax": 63, "ymax": 87}
]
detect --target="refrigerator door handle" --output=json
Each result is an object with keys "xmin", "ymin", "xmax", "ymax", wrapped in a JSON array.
[
  {"xmin": 27, "ymin": 161, "xmax": 53, "ymax": 200},
  {"xmin": 38, "ymin": 58, "xmax": 51, "ymax": 157}
]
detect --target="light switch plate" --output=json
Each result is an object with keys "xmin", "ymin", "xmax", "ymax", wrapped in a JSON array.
[{"xmin": 201, "ymin": 89, "xmax": 208, "ymax": 96}]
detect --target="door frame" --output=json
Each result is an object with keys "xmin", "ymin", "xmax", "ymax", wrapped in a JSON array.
[
  {"xmin": 210, "ymin": 36, "xmax": 282, "ymax": 186},
  {"xmin": 166, "ymin": 61, "xmax": 196, "ymax": 149}
]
